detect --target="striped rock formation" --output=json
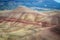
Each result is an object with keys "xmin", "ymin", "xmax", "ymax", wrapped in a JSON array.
[
  {"xmin": 0, "ymin": 7, "xmax": 59, "ymax": 40},
  {"xmin": 0, "ymin": 7, "xmax": 49, "ymax": 33}
]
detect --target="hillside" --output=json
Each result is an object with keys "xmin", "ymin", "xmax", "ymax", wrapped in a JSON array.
[{"xmin": 0, "ymin": 7, "xmax": 60, "ymax": 40}]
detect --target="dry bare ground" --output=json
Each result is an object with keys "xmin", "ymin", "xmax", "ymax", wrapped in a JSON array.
[{"xmin": 0, "ymin": 7, "xmax": 60, "ymax": 40}]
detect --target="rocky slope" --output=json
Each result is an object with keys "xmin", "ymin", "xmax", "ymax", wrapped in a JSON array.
[{"xmin": 0, "ymin": 7, "xmax": 60, "ymax": 40}]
